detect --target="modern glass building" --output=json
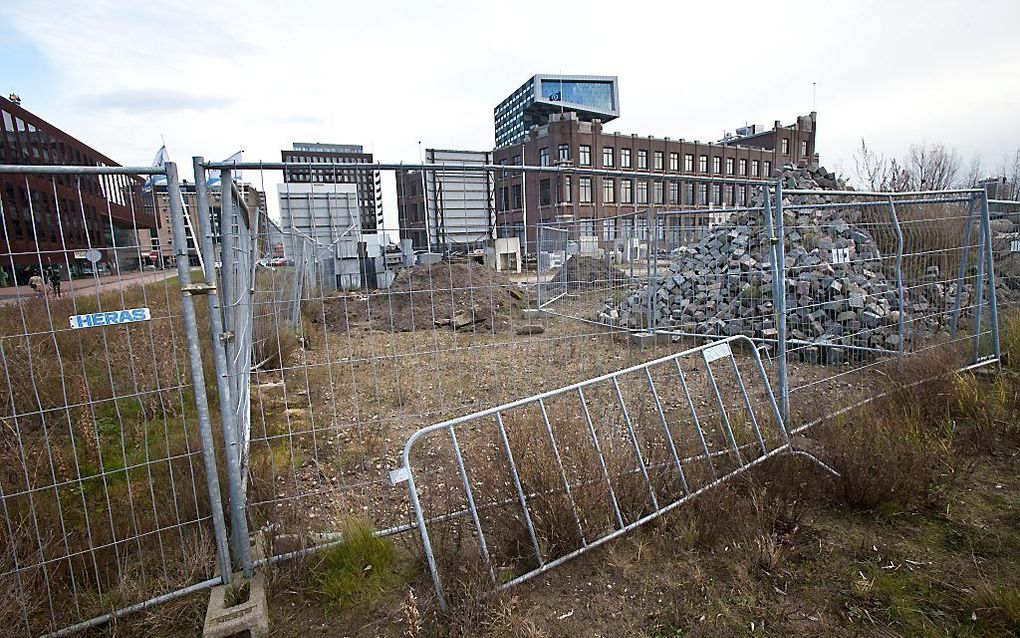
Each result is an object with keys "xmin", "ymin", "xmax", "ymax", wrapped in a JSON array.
[{"xmin": 494, "ymin": 74, "xmax": 619, "ymax": 149}]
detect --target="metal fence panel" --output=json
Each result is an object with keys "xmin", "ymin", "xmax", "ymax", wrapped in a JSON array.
[
  {"xmin": 0, "ymin": 161, "xmax": 229, "ymax": 637},
  {"xmin": 397, "ymin": 335, "xmax": 795, "ymax": 608}
]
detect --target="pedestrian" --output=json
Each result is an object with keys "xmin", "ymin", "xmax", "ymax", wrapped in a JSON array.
[
  {"xmin": 49, "ymin": 269, "xmax": 62, "ymax": 298},
  {"xmin": 0, "ymin": 268, "xmax": 8, "ymax": 288},
  {"xmin": 28, "ymin": 271, "xmax": 45, "ymax": 298}
]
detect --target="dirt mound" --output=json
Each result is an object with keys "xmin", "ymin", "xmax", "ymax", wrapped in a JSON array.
[
  {"xmin": 324, "ymin": 261, "xmax": 529, "ymax": 333},
  {"xmin": 548, "ymin": 255, "xmax": 630, "ymax": 291}
]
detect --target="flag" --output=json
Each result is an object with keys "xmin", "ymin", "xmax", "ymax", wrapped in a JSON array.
[
  {"xmin": 143, "ymin": 145, "xmax": 170, "ymax": 191},
  {"xmin": 207, "ymin": 150, "xmax": 243, "ymax": 189}
]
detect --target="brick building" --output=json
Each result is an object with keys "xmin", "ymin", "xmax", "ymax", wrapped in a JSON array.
[
  {"xmin": 0, "ymin": 94, "xmax": 157, "ymax": 283},
  {"xmin": 492, "ymin": 110, "xmax": 817, "ymax": 250}
]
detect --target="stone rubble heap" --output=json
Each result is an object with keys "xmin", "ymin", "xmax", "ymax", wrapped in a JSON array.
[{"xmin": 599, "ymin": 164, "xmax": 973, "ymax": 363}]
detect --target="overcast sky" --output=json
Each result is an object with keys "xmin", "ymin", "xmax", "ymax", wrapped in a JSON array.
[{"xmin": 3, "ymin": 0, "xmax": 1019, "ymax": 226}]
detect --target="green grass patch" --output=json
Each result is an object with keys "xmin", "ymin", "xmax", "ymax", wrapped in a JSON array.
[{"xmin": 309, "ymin": 518, "xmax": 410, "ymax": 613}]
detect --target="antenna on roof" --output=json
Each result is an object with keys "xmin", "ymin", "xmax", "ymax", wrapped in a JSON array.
[
  {"xmin": 8, "ymin": 93, "xmax": 21, "ymax": 105},
  {"xmin": 812, "ymin": 82, "xmax": 817, "ymax": 110}
]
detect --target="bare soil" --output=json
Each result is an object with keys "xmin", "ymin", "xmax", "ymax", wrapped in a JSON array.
[{"xmin": 323, "ymin": 261, "xmax": 529, "ymax": 333}]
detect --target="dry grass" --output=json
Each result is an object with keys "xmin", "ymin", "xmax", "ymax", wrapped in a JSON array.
[{"xmin": 0, "ymin": 275, "xmax": 222, "ymax": 635}]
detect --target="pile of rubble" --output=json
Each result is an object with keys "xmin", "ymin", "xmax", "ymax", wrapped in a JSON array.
[{"xmin": 599, "ymin": 164, "xmax": 973, "ymax": 362}]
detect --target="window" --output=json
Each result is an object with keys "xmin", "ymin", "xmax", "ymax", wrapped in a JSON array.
[
  {"xmin": 738, "ymin": 185, "xmax": 746, "ymax": 206},
  {"xmin": 603, "ymin": 178, "xmax": 616, "ymax": 203},
  {"xmin": 579, "ymin": 145, "xmax": 591, "ymax": 166},
  {"xmin": 684, "ymin": 181, "xmax": 694, "ymax": 204},
  {"xmin": 539, "ymin": 147, "xmax": 549, "ymax": 167},
  {"xmin": 638, "ymin": 218, "xmax": 648, "ymax": 240},
  {"xmin": 712, "ymin": 184, "xmax": 722, "ymax": 205},
  {"xmin": 622, "ymin": 217, "xmax": 634, "ymax": 239},
  {"xmin": 603, "ymin": 146, "xmax": 614, "ymax": 167},
  {"xmin": 637, "ymin": 149, "xmax": 648, "ymax": 169},
  {"xmin": 621, "ymin": 148, "xmax": 631, "ymax": 168},
  {"xmin": 513, "ymin": 154, "xmax": 521, "ymax": 166},
  {"xmin": 602, "ymin": 218, "xmax": 616, "ymax": 241},
  {"xmin": 669, "ymin": 152, "xmax": 679, "ymax": 171},
  {"xmin": 621, "ymin": 179, "xmax": 633, "ymax": 203},
  {"xmin": 763, "ymin": 161, "xmax": 772, "ymax": 177},
  {"xmin": 698, "ymin": 183, "xmax": 708, "ymax": 205},
  {"xmin": 739, "ymin": 158, "xmax": 748, "ymax": 175},
  {"xmin": 728, "ymin": 185, "xmax": 737, "ymax": 206},
  {"xmin": 540, "ymin": 178, "xmax": 551, "ymax": 205},
  {"xmin": 725, "ymin": 157, "xmax": 734, "ymax": 175},
  {"xmin": 654, "ymin": 151, "xmax": 663, "ymax": 170},
  {"xmin": 751, "ymin": 160, "xmax": 760, "ymax": 177},
  {"xmin": 579, "ymin": 176, "xmax": 592, "ymax": 203},
  {"xmin": 668, "ymin": 181, "xmax": 679, "ymax": 205},
  {"xmin": 512, "ymin": 184, "xmax": 523, "ymax": 208},
  {"xmin": 636, "ymin": 180, "xmax": 648, "ymax": 204},
  {"xmin": 558, "ymin": 144, "xmax": 570, "ymax": 162},
  {"xmin": 712, "ymin": 156, "xmax": 721, "ymax": 174},
  {"xmin": 801, "ymin": 139, "xmax": 809, "ymax": 155},
  {"xmin": 698, "ymin": 155, "xmax": 707, "ymax": 172},
  {"xmin": 563, "ymin": 176, "xmax": 572, "ymax": 202},
  {"xmin": 684, "ymin": 154, "xmax": 694, "ymax": 171},
  {"xmin": 654, "ymin": 181, "xmax": 664, "ymax": 204},
  {"xmin": 781, "ymin": 138, "xmax": 790, "ymax": 154}
]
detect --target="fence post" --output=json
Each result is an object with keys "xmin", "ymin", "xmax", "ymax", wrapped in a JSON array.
[
  {"xmin": 972, "ymin": 204, "xmax": 987, "ymax": 364},
  {"xmin": 773, "ymin": 179, "xmax": 789, "ymax": 421},
  {"xmin": 291, "ymin": 237, "xmax": 305, "ymax": 327},
  {"xmin": 644, "ymin": 207, "xmax": 653, "ymax": 331},
  {"xmin": 194, "ymin": 158, "xmax": 253, "ymax": 577},
  {"xmin": 536, "ymin": 222, "xmax": 542, "ymax": 309},
  {"xmin": 980, "ymin": 190, "xmax": 1001, "ymax": 370},
  {"xmin": 950, "ymin": 195, "xmax": 977, "ymax": 339},
  {"xmin": 887, "ymin": 196, "xmax": 906, "ymax": 356},
  {"xmin": 166, "ymin": 160, "xmax": 233, "ymax": 584}
]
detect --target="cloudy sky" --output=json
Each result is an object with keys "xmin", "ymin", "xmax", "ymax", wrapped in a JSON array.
[{"xmin": 2, "ymin": 0, "xmax": 1018, "ymax": 223}]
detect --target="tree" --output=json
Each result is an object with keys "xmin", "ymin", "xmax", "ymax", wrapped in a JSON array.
[
  {"xmin": 852, "ymin": 140, "xmax": 964, "ymax": 191},
  {"xmin": 905, "ymin": 143, "xmax": 961, "ymax": 190}
]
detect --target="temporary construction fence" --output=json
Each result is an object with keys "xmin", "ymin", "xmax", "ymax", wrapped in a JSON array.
[
  {"xmin": 0, "ymin": 162, "xmax": 234, "ymax": 637},
  {"xmin": 540, "ymin": 172, "xmax": 1005, "ymax": 421},
  {"xmin": 0, "ymin": 155, "xmax": 1014, "ymax": 636}
]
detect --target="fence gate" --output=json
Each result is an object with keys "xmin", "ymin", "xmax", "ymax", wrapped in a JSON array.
[{"xmin": 396, "ymin": 335, "xmax": 829, "ymax": 609}]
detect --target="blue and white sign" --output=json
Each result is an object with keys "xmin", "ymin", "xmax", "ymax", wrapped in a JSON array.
[{"xmin": 69, "ymin": 308, "xmax": 151, "ymax": 329}]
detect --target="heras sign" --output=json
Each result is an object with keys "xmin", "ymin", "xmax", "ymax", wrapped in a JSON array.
[{"xmin": 69, "ymin": 308, "xmax": 151, "ymax": 329}]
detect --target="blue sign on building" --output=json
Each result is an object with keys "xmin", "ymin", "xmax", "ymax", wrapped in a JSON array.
[{"xmin": 69, "ymin": 308, "xmax": 152, "ymax": 329}]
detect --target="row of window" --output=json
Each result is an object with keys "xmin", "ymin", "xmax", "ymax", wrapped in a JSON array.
[
  {"xmin": 501, "ymin": 177, "xmax": 757, "ymax": 210},
  {"xmin": 535, "ymin": 143, "xmax": 783, "ymax": 177}
]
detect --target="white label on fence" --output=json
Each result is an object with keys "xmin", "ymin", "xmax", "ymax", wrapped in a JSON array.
[
  {"xmin": 831, "ymin": 247, "xmax": 850, "ymax": 264},
  {"xmin": 703, "ymin": 341, "xmax": 732, "ymax": 363},
  {"xmin": 69, "ymin": 307, "xmax": 151, "ymax": 329},
  {"xmin": 73, "ymin": 250, "xmax": 88, "ymax": 259},
  {"xmin": 1011, "ymin": 239, "xmax": 1020, "ymax": 253},
  {"xmin": 389, "ymin": 466, "xmax": 410, "ymax": 485}
]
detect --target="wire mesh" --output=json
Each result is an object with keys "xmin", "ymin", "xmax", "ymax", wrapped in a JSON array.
[{"xmin": 0, "ymin": 165, "xmax": 225, "ymax": 637}]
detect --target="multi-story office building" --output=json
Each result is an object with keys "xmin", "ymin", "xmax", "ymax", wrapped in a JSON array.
[
  {"xmin": 492, "ymin": 110, "xmax": 818, "ymax": 250},
  {"xmin": 281, "ymin": 142, "xmax": 383, "ymax": 233},
  {"xmin": 395, "ymin": 148, "xmax": 495, "ymax": 252},
  {"xmin": 495, "ymin": 74, "xmax": 619, "ymax": 149},
  {"xmin": 0, "ymin": 94, "xmax": 158, "ymax": 283}
]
